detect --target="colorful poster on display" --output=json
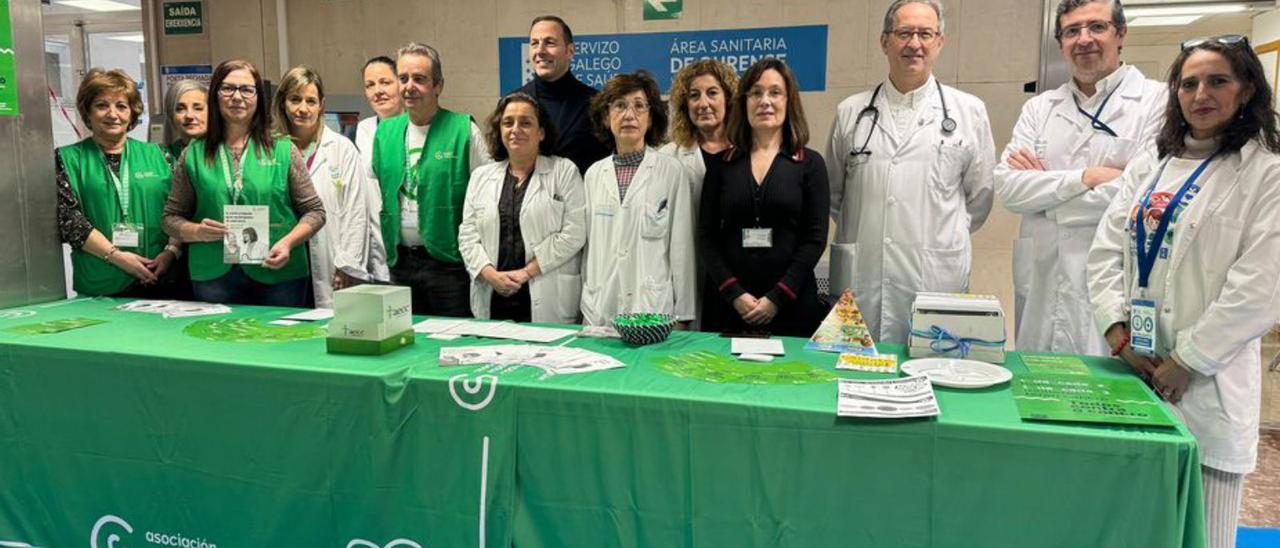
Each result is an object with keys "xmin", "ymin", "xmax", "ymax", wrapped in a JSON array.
[
  {"xmin": 1011, "ymin": 374, "xmax": 1177, "ymax": 427},
  {"xmin": 0, "ymin": 0, "xmax": 18, "ymax": 117},
  {"xmin": 498, "ymin": 25, "xmax": 828, "ymax": 94}
]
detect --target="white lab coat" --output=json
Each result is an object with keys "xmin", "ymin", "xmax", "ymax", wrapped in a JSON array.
[
  {"xmin": 1088, "ymin": 140, "xmax": 1280, "ymax": 474},
  {"xmin": 657, "ymin": 141, "xmax": 712, "ymax": 329},
  {"xmin": 305, "ymin": 128, "xmax": 388, "ymax": 308},
  {"xmin": 996, "ymin": 65, "xmax": 1166, "ymax": 355},
  {"xmin": 827, "ymin": 77, "xmax": 996, "ymax": 344},
  {"xmin": 457, "ymin": 155, "xmax": 587, "ymax": 323},
  {"xmin": 657, "ymin": 141, "xmax": 708, "ymax": 203},
  {"xmin": 354, "ymin": 115, "xmax": 378, "ymax": 172},
  {"xmin": 580, "ymin": 148, "xmax": 697, "ymax": 325}
]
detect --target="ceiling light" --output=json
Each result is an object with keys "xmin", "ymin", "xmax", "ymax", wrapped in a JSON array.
[
  {"xmin": 1126, "ymin": 3, "xmax": 1251, "ymax": 18},
  {"xmin": 56, "ymin": 0, "xmax": 139, "ymax": 12},
  {"xmin": 1128, "ymin": 15, "xmax": 1205, "ymax": 26},
  {"xmin": 107, "ymin": 33, "xmax": 145, "ymax": 43}
]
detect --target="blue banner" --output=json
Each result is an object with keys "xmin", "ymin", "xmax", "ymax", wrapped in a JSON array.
[{"xmin": 498, "ymin": 25, "xmax": 827, "ymax": 94}]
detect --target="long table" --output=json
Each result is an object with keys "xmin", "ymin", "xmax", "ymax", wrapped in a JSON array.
[{"xmin": 0, "ymin": 298, "xmax": 1204, "ymax": 547}]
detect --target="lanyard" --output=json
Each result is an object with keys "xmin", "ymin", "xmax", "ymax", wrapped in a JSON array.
[
  {"xmin": 1072, "ymin": 83, "xmax": 1121, "ymax": 137},
  {"xmin": 303, "ymin": 140, "xmax": 320, "ymax": 171},
  {"xmin": 100, "ymin": 144, "xmax": 130, "ymax": 221},
  {"xmin": 218, "ymin": 141, "xmax": 246, "ymax": 205},
  {"xmin": 1134, "ymin": 154, "xmax": 1216, "ymax": 289},
  {"xmin": 402, "ymin": 145, "xmax": 428, "ymax": 200}
]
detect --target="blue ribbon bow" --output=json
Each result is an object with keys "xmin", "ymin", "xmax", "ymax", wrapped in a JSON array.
[{"xmin": 909, "ymin": 324, "xmax": 1006, "ymax": 359}]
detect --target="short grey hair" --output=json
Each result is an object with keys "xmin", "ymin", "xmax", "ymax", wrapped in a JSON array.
[
  {"xmin": 162, "ymin": 79, "xmax": 207, "ymax": 144},
  {"xmin": 882, "ymin": 0, "xmax": 946, "ymax": 35},
  {"xmin": 395, "ymin": 42, "xmax": 445, "ymax": 85},
  {"xmin": 1054, "ymin": 0, "xmax": 1126, "ymax": 41}
]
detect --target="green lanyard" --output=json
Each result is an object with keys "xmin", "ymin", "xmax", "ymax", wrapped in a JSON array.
[
  {"xmin": 401, "ymin": 145, "xmax": 426, "ymax": 200},
  {"xmin": 100, "ymin": 145, "xmax": 131, "ymax": 221},
  {"xmin": 218, "ymin": 141, "xmax": 246, "ymax": 205}
]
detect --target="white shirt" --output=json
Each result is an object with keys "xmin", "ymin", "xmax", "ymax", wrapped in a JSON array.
[
  {"xmin": 398, "ymin": 119, "xmax": 490, "ymax": 247},
  {"xmin": 995, "ymin": 65, "xmax": 1166, "ymax": 355},
  {"xmin": 883, "ymin": 77, "xmax": 933, "ymax": 136}
]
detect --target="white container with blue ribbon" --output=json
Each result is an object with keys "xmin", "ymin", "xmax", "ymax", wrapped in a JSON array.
[{"xmin": 908, "ymin": 292, "xmax": 1007, "ymax": 364}]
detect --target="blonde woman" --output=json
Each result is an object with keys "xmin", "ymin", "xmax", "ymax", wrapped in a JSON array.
[{"xmin": 272, "ymin": 65, "xmax": 386, "ymax": 308}]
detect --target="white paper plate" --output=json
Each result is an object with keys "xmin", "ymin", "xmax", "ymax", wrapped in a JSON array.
[{"xmin": 900, "ymin": 358, "xmax": 1012, "ymax": 389}]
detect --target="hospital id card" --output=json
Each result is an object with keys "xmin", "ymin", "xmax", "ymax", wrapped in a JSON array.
[
  {"xmin": 111, "ymin": 222, "xmax": 142, "ymax": 248},
  {"xmin": 742, "ymin": 228, "xmax": 772, "ymax": 248},
  {"xmin": 1129, "ymin": 298, "xmax": 1158, "ymax": 357}
]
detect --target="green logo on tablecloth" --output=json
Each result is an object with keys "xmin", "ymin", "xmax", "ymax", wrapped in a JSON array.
[
  {"xmin": 643, "ymin": 0, "xmax": 682, "ymax": 20},
  {"xmin": 162, "ymin": 1, "xmax": 203, "ymax": 35},
  {"xmin": 183, "ymin": 318, "xmax": 324, "ymax": 342},
  {"xmin": 657, "ymin": 351, "xmax": 837, "ymax": 384},
  {"xmin": 0, "ymin": 0, "xmax": 20, "ymax": 117}
]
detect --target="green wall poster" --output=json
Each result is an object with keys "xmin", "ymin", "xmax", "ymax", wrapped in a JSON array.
[{"xmin": 0, "ymin": 0, "xmax": 18, "ymax": 117}]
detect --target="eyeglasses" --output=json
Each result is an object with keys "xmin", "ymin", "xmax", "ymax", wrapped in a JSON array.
[
  {"xmin": 609, "ymin": 100, "xmax": 650, "ymax": 115},
  {"xmin": 1059, "ymin": 21, "xmax": 1113, "ymax": 41},
  {"xmin": 1181, "ymin": 34, "xmax": 1250, "ymax": 51},
  {"xmin": 218, "ymin": 84, "xmax": 258, "ymax": 98},
  {"xmin": 886, "ymin": 27, "xmax": 940, "ymax": 44}
]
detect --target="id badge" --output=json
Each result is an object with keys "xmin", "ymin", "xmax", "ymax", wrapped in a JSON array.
[
  {"xmin": 743, "ymin": 228, "xmax": 772, "ymax": 248},
  {"xmin": 111, "ymin": 222, "xmax": 142, "ymax": 248},
  {"xmin": 401, "ymin": 197, "xmax": 419, "ymax": 231},
  {"xmin": 1129, "ymin": 298, "xmax": 1159, "ymax": 357}
]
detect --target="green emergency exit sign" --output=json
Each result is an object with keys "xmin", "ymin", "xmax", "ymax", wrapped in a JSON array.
[
  {"xmin": 163, "ymin": 1, "xmax": 203, "ymax": 35},
  {"xmin": 643, "ymin": 0, "xmax": 682, "ymax": 20}
]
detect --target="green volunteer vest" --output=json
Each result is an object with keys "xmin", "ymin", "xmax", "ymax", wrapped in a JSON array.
[
  {"xmin": 58, "ymin": 138, "xmax": 173, "ymax": 296},
  {"xmin": 370, "ymin": 109, "xmax": 473, "ymax": 266},
  {"xmin": 184, "ymin": 137, "xmax": 309, "ymax": 284}
]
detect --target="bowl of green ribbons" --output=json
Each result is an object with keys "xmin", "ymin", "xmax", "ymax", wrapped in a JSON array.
[{"xmin": 612, "ymin": 313, "xmax": 675, "ymax": 346}]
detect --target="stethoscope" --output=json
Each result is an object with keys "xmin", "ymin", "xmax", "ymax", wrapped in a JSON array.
[{"xmin": 851, "ymin": 79, "xmax": 956, "ymax": 157}]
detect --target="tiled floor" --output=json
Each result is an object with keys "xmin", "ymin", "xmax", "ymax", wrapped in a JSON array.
[{"xmin": 1242, "ymin": 429, "xmax": 1280, "ymax": 527}]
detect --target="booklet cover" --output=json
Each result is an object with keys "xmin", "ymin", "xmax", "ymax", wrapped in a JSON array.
[
  {"xmin": 223, "ymin": 205, "xmax": 270, "ymax": 265},
  {"xmin": 1012, "ymin": 374, "xmax": 1176, "ymax": 427},
  {"xmin": 806, "ymin": 289, "xmax": 877, "ymax": 355}
]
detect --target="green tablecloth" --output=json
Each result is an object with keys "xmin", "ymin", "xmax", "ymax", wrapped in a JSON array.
[{"xmin": 0, "ymin": 298, "xmax": 1204, "ymax": 547}]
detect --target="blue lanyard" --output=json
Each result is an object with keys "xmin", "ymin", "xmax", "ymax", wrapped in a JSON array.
[
  {"xmin": 1134, "ymin": 154, "xmax": 1216, "ymax": 289},
  {"xmin": 1073, "ymin": 83, "xmax": 1121, "ymax": 137}
]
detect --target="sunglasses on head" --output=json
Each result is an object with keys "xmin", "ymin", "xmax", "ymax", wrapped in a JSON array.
[{"xmin": 1181, "ymin": 34, "xmax": 1250, "ymax": 52}]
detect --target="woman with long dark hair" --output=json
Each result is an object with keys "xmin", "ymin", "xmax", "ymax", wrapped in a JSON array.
[
  {"xmin": 162, "ymin": 59, "xmax": 326, "ymax": 306},
  {"xmin": 698, "ymin": 58, "xmax": 829, "ymax": 336},
  {"xmin": 1088, "ymin": 35, "xmax": 1280, "ymax": 548}
]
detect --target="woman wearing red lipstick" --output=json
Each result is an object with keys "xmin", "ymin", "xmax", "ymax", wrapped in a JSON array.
[{"xmin": 1089, "ymin": 35, "xmax": 1280, "ymax": 548}]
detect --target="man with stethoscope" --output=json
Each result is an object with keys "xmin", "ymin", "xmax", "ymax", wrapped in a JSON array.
[
  {"xmin": 826, "ymin": 0, "xmax": 995, "ymax": 344},
  {"xmin": 995, "ymin": 0, "xmax": 1165, "ymax": 356}
]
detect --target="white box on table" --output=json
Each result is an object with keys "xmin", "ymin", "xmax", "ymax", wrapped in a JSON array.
[
  {"xmin": 328, "ymin": 285, "xmax": 413, "ymax": 341},
  {"xmin": 909, "ymin": 292, "xmax": 1006, "ymax": 364}
]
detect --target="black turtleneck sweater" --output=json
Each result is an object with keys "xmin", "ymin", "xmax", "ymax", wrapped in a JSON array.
[{"xmin": 514, "ymin": 73, "xmax": 610, "ymax": 175}]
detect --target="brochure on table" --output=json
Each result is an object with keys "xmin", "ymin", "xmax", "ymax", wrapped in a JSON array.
[{"xmin": 1011, "ymin": 373, "xmax": 1176, "ymax": 427}]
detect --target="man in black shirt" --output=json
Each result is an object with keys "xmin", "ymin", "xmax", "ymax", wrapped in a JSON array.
[{"xmin": 510, "ymin": 16, "xmax": 609, "ymax": 175}]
